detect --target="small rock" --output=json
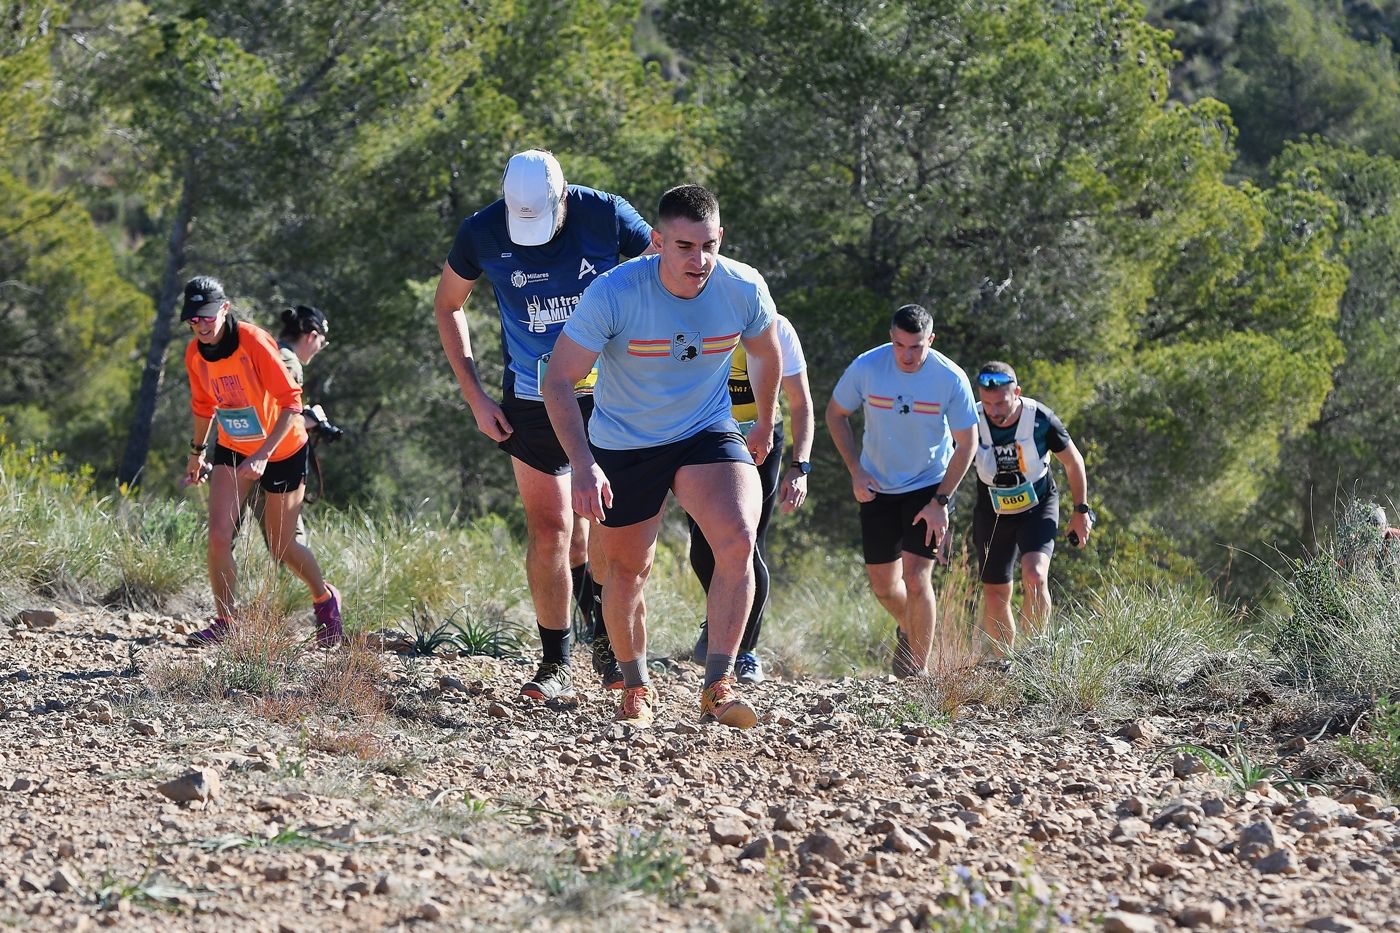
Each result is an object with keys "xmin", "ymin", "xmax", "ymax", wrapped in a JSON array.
[
  {"xmin": 1176, "ymin": 902, "xmax": 1227, "ymax": 928},
  {"xmin": 709, "ymin": 818, "xmax": 750, "ymax": 847},
  {"xmin": 17, "ymin": 609, "xmax": 59, "ymax": 628},
  {"xmin": 47, "ymin": 867, "xmax": 80, "ymax": 893},
  {"xmin": 1236, "ymin": 819, "xmax": 1278, "ymax": 862},
  {"xmin": 487, "ymin": 702, "xmax": 512, "ymax": 720},
  {"xmin": 739, "ymin": 836, "xmax": 773, "ymax": 860},
  {"xmin": 1102, "ymin": 911, "xmax": 1160, "ymax": 933},
  {"xmin": 882, "ymin": 826, "xmax": 924, "ymax": 854},
  {"xmin": 1146, "ymin": 860, "xmax": 1177, "ymax": 878},
  {"xmin": 264, "ymin": 865, "xmax": 290, "ymax": 882},
  {"xmin": 439, "ymin": 675, "xmax": 466, "ymax": 693},
  {"xmin": 1254, "ymin": 849, "xmax": 1298, "ymax": 875},
  {"xmin": 1171, "ymin": 753, "xmax": 1209, "ymax": 778},
  {"xmin": 344, "ymin": 880, "xmax": 371, "ymax": 896},
  {"xmin": 156, "ymin": 767, "xmax": 220, "ymax": 804},
  {"xmin": 924, "ymin": 820, "xmax": 970, "ymax": 845},
  {"xmin": 1304, "ymin": 917, "xmax": 1366, "ymax": 933},
  {"xmin": 373, "ymin": 873, "xmax": 399, "ymax": 896},
  {"xmin": 770, "ymin": 805, "xmax": 806, "ymax": 832},
  {"xmin": 131, "ymin": 719, "xmax": 162, "ymax": 737},
  {"xmin": 798, "ymin": 833, "xmax": 848, "ymax": 865},
  {"xmin": 419, "ymin": 901, "xmax": 443, "ymax": 922},
  {"xmin": 1112, "ymin": 818, "xmax": 1151, "ymax": 843}
]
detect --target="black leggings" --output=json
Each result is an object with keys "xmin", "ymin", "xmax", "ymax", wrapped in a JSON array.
[{"xmin": 687, "ymin": 422, "xmax": 785, "ymax": 654}]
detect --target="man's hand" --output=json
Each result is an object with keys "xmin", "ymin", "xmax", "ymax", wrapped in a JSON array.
[
  {"xmin": 236, "ymin": 452, "xmax": 270, "ymax": 480},
  {"xmin": 470, "ymin": 396, "xmax": 514, "ymax": 442},
  {"xmin": 912, "ymin": 499, "xmax": 950, "ymax": 563},
  {"xmin": 852, "ymin": 468, "xmax": 880, "ymax": 503},
  {"xmin": 571, "ymin": 462, "xmax": 613, "ymax": 522},
  {"xmin": 1067, "ymin": 510, "xmax": 1093, "ymax": 548},
  {"xmin": 780, "ymin": 469, "xmax": 808, "ymax": 514},
  {"xmin": 747, "ymin": 421, "xmax": 775, "ymax": 466}
]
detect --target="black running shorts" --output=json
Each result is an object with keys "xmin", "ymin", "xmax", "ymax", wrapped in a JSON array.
[
  {"xmin": 859, "ymin": 483, "xmax": 950, "ymax": 564},
  {"xmin": 972, "ymin": 486, "xmax": 1059, "ymax": 584},
  {"xmin": 213, "ymin": 442, "xmax": 308, "ymax": 494},
  {"xmin": 498, "ymin": 393, "xmax": 594, "ymax": 476},
  {"xmin": 591, "ymin": 420, "xmax": 752, "ymax": 528}
]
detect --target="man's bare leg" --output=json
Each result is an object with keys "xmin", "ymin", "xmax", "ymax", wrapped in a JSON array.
[
  {"xmin": 594, "ymin": 512, "xmax": 664, "ymax": 669},
  {"xmin": 514, "ymin": 459, "xmax": 578, "ymax": 698},
  {"xmin": 673, "ymin": 461, "xmax": 760, "ymax": 664},
  {"xmin": 1018, "ymin": 551, "xmax": 1052, "ymax": 638},
  {"xmin": 980, "ymin": 581, "xmax": 1017, "ymax": 654},
  {"xmin": 899, "ymin": 552, "xmax": 937, "ymax": 670}
]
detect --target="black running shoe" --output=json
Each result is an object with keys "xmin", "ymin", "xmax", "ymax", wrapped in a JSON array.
[
  {"xmin": 519, "ymin": 661, "xmax": 573, "ymax": 700},
  {"xmin": 892, "ymin": 629, "xmax": 919, "ymax": 679},
  {"xmin": 591, "ymin": 633, "xmax": 623, "ymax": 690},
  {"xmin": 692, "ymin": 621, "xmax": 709, "ymax": 664}
]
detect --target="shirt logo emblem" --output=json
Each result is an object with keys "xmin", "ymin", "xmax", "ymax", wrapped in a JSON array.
[
  {"xmin": 578, "ymin": 258, "xmax": 597, "ymax": 279},
  {"xmin": 671, "ymin": 332, "xmax": 700, "ymax": 362},
  {"xmin": 511, "ymin": 270, "xmax": 528, "ymax": 288}
]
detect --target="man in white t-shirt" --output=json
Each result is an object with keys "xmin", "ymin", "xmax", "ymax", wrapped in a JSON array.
[
  {"xmin": 825, "ymin": 304, "xmax": 977, "ymax": 676},
  {"xmin": 689, "ymin": 313, "xmax": 814, "ymax": 684}
]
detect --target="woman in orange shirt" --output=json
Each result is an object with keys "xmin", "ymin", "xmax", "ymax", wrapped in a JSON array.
[{"xmin": 179, "ymin": 275, "xmax": 343, "ymax": 647}]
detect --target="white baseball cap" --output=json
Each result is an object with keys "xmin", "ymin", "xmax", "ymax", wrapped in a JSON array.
[{"xmin": 502, "ymin": 149, "xmax": 565, "ymax": 246}]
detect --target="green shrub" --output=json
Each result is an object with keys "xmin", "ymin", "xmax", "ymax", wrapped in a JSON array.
[
  {"xmin": 1271, "ymin": 499, "xmax": 1400, "ymax": 695},
  {"xmin": 1342, "ymin": 697, "xmax": 1400, "ymax": 793},
  {"xmin": 1010, "ymin": 572, "xmax": 1255, "ymax": 717}
]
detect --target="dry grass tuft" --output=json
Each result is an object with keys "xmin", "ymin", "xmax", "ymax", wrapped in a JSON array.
[{"xmin": 146, "ymin": 588, "xmax": 393, "ymax": 762}]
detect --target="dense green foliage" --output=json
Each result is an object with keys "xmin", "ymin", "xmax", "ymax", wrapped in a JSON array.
[{"xmin": 3, "ymin": 0, "xmax": 1399, "ymax": 601}]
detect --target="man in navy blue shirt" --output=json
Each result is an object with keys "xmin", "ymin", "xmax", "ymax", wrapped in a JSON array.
[{"xmin": 433, "ymin": 149, "xmax": 654, "ymax": 700}]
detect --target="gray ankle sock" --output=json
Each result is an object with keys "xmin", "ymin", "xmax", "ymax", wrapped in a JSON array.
[
  {"xmin": 704, "ymin": 653, "xmax": 734, "ymax": 688},
  {"xmin": 620, "ymin": 658, "xmax": 649, "ymax": 689}
]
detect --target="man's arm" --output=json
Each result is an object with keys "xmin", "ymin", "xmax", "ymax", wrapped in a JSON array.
[
  {"xmin": 911, "ymin": 425, "xmax": 976, "ymax": 558},
  {"xmin": 1054, "ymin": 441, "xmax": 1093, "ymax": 547},
  {"xmin": 825, "ymin": 397, "xmax": 879, "ymax": 503},
  {"xmin": 542, "ymin": 333, "xmax": 610, "ymax": 521},
  {"xmin": 739, "ymin": 322, "xmax": 781, "ymax": 466},
  {"xmin": 779, "ymin": 369, "xmax": 814, "ymax": 513},
  {"xmin": 432, "ymin": 261, "xmax": 512, "ymax": 442}
]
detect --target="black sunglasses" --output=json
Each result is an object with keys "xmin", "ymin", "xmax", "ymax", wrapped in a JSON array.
[{"xmin": 976, "ymin": 371, "xmax": 1015, "ymax": 388}]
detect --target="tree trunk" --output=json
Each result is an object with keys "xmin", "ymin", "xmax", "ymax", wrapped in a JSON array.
[{"xmin": 117, "ymin": 168, "xmax": 195, "ymax": 488}]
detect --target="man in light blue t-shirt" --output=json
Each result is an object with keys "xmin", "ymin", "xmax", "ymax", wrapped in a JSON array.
[
  {"xmin": 544, "ymin": 184, "xmax": 780, "ymax": 731},
  {"xmin": 826, "ymin": 304, "xmax": 977, "ymax": 677}
]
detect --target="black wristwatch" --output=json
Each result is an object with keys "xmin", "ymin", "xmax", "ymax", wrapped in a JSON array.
[
  {"xmin": 1074, "ymin": 503, "xmax": 1096, "ymax": 521},
  {"xmin": 934, "ymin": 492, "xmax": 951, "ymax": 507},
  {"xmin": 790, "ymin": 460, "xmax": 811, "ymax": 476}
]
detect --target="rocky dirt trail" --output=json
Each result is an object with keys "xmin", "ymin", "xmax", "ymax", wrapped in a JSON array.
[{"xmin": 3, "ymin": 607, "xmax": 1399, "ymax": 931}]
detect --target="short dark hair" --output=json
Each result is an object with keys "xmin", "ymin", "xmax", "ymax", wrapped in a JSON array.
[
  {"xmin": 657, "ymin": 184, "xmax": 719, "ymax": 224},
  {"xmin": 280, "ymin": 305, "xmax": 328, "ymax": 341},
  {"xmin": 977, "ymin": 360, "xmax": 1017, "ymax": 383},
  {"xmin": 890, "ymin": 303, "xmax": 933, "ymax": 336}
]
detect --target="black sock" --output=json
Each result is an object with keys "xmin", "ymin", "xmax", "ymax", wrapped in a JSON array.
[
  {"xmin": 539, "ymin": 625, "xmax": 571, "ymax": 665},
  {"xmin": 570, "ymin": 563, "xmax": 589, "ymax": 617},
  {"xmin": 592, "ymin": 584, "xmax": 608, "ymax": 639}
]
